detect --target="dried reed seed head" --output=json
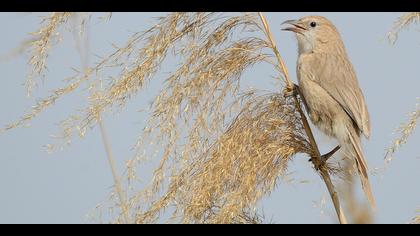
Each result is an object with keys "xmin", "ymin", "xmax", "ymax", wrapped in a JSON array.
[
  {"xmin": 74, "ymin": 13, "xmax": 312, "ymax": 223},
  {"xmin": 384, "ymin": 99, "xmax": 419, "ymax": 165},
  {"xmin": 388, "ymin": 12, "xmax": 420, "ymax": 44},
  {"xmin": 135, "ymin": 92, "xmax": 311, "ymax": 223},
  {"xmin": 27, "ymin": 12, "xmax": 73, "ymax": 95},
  {"xmin": 378, "ymin": 13, "xmax": 420, "ymax": 174}
]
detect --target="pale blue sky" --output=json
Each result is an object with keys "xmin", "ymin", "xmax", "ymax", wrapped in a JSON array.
[{"xmin": 0, "ymin": 12, "xmax": 419, "ymax": 223}]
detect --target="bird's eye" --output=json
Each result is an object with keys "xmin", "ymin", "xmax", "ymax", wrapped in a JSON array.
[{"xmin": 310, "ymin": 21, "xmax": 317, "ymax": 28}]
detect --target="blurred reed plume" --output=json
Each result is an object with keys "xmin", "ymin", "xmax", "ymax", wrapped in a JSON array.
[
  {"xmin": 121, "ymin": 12, "xmax": 314, "ymax": 223},
  {"xmin": 386, "ymin": 12, "xmax": 420, "ymax": 224},
  {"xmin": 134, "ymin": 92, "xmax": 311, "ymax": 223},
  {"xmin": 388, "ymin": 12, "xmax": 420, "ymax": 44},
  {"xmin": 384, "ymin": 99, "xmax": 419, "ymax": 164},
  {"xmin": 27, "ymin": 12, "xmax": 74, "ymax": 96},
  {"xmin": 385, "ymin": 12, "xmax": 420, "ymax": 164}
]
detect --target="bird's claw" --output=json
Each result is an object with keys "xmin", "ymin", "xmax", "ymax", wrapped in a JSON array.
[{"xmin": 308, "ymin": 145, "xmax": 341, "ymax": 169}]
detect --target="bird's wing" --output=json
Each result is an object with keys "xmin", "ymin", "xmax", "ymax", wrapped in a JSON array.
[{"xmin": 304, "ymin": 53, "xmax": 371, "ymax": 138}]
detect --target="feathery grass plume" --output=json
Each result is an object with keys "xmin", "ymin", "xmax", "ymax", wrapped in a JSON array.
[
  {"xmin": 26, "ymin": 12, "xmax": 74, "ymax": 96},
  {"xmin": 115, "ymin": 13, "xmax": 276, "ymax": 223},
  {"xmin": 54, "ymin": 13, "xmax": 239, "ymax": 146},
  {"xmin": 1, "ymin": 12, "xmax": 181, "ymax": 139},
  {"xmin": 0, "ymin": 13, "xmax": 76, "ymax": 67},
  {"xmin": 3, "ymin": 13, "xmax": 269, "ymax": 149},
  {"xmin": 388, "ymin": 12, "xmax": 420, "ymax": 44},
  {"xmin": 85, "ymin": 12, "xmax": 311, "ymax": 223},
  {"xmin": 385, "ymin": 12, "xmax": 420, "ymax": 226},
  {"xmin": 0, "ymin": 76, "xmax": 87, "ymax": 134},
  {"xmin": 384, "ymin": 98, "xmax": 419, "ymax": 164},
  {"xmin": 12, "ymin": 12, "xmax": 281, "ymax": 223},
  {"xmin": 5, "ymin": 12, "xmax": 319, "ymax": 223},
  {"xmin": 133, "ymin": 92, "xmax": 311, "ymax": 223},
  {"xmin": 0, "ymin": 12, "xmax": 85, "ymax": 135},
  {"xmin": 384, "ymin": 13, "xmax": 420, "ymax": 165}
]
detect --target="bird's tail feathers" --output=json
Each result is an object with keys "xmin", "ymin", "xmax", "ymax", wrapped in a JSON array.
[{"xmin": 345, "ymin": 127, "xmax": 376, "ymax": 209}]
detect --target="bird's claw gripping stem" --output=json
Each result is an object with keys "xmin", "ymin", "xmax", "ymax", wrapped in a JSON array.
[{"xmin": 309, "ymin": 145, "xmax": 341, "ymax": 169}]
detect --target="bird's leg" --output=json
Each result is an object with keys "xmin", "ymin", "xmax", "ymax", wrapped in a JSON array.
[
  {"xmin": 308, "ymin": 145, "xmax": 341, "ymax": 165},
  {"xmin": 321, "ymin": 145, "xmax": 341, "ymax": 161}
]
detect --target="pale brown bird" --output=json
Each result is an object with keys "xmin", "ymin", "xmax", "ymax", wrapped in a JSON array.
[{"xmin": 282, "ymin": 16, "xmax": 375, "ymax": 208}]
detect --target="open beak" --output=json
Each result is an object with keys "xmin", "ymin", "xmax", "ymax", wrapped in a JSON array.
[{"xmin": 281, "ymin": 19, "xmax": 307, "ymax": 34}]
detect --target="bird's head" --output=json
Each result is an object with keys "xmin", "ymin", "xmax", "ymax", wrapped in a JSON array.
[{"xmin": 281, "ymin": 16, "xmax": 344, "ymax": 55}]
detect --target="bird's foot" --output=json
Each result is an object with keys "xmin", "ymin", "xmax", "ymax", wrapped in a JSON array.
[
  {"xmin": 308, "ymin": 145, "xmax": 341, "ymax": 168},
  {"xmin": 321, "ymin": 145, "xmax": 341, "ymax": 161},
  {"xmin": 283, "ymin": 83, "xmax": 299, "ymax": 98}
]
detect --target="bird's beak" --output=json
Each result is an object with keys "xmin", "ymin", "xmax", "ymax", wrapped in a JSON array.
[{"xmin": 281, "ymin": 19, "xmax": 307, "ymax": 34}]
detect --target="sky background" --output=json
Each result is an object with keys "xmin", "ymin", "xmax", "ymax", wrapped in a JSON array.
[{"xmin": 0, "ymin": 12, "xmax": 419, "ymax": 224}]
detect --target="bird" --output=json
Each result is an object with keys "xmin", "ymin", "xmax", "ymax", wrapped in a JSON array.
[{"xmin": 281, "ymin": 16, "xmax": 375, "ymax": 208}]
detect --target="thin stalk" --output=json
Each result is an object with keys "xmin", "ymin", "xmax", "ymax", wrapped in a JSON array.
[
  {"xmin": 99, "ymin": 116, "xmax": 131, "ymax": 224},
  {"xmin": 257, "ymin": 12, "xmax": 347, "ymax": 224},
  {"xmin": 74, "ymin": 16, "xmax": 131, "ymax": 223}
]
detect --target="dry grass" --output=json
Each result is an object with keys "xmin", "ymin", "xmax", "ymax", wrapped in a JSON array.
[
  {"xmin": 385, "ymin": 14, "xmax": 420, "ymax": 164},
  {"xmin": 0, "ymin": 12, "xmax": 81, "ymax": 137},
  {"xmin": 383, "ymin": 13, "xmax": 420, "ymax": 167},
  {"xmin": 4, "ymin": 12, "xmax": 302, "ymax": 223},
  {"xmin": 386, "ymin": 13, "xmax": 420, "ymax": 225},
  {"xmin": 120, "ymin": 13, "xmax": 308, "ymax": 223},
  {"xmin": 388, "ymin": 12, "xmax": 420, "ymax": 44},
  {"xmin": 73, "ymin": 12, "xmax": 317, "ymax": 223},
  {"xmin": 133, "ymin": 92, "xmax": 310, "ymax": 223},
  {"xmin": 384, "ymin": 99, "xmax": 419, "ymax": 164},
  {"xmin": 26, "ymin": 12, "xmax": 74, "ymax": 96}
]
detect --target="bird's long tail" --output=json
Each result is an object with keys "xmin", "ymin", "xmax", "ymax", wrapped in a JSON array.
[{"xmin": 345, "ymin": 127, "xmax": 376, "ymax": 209}]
